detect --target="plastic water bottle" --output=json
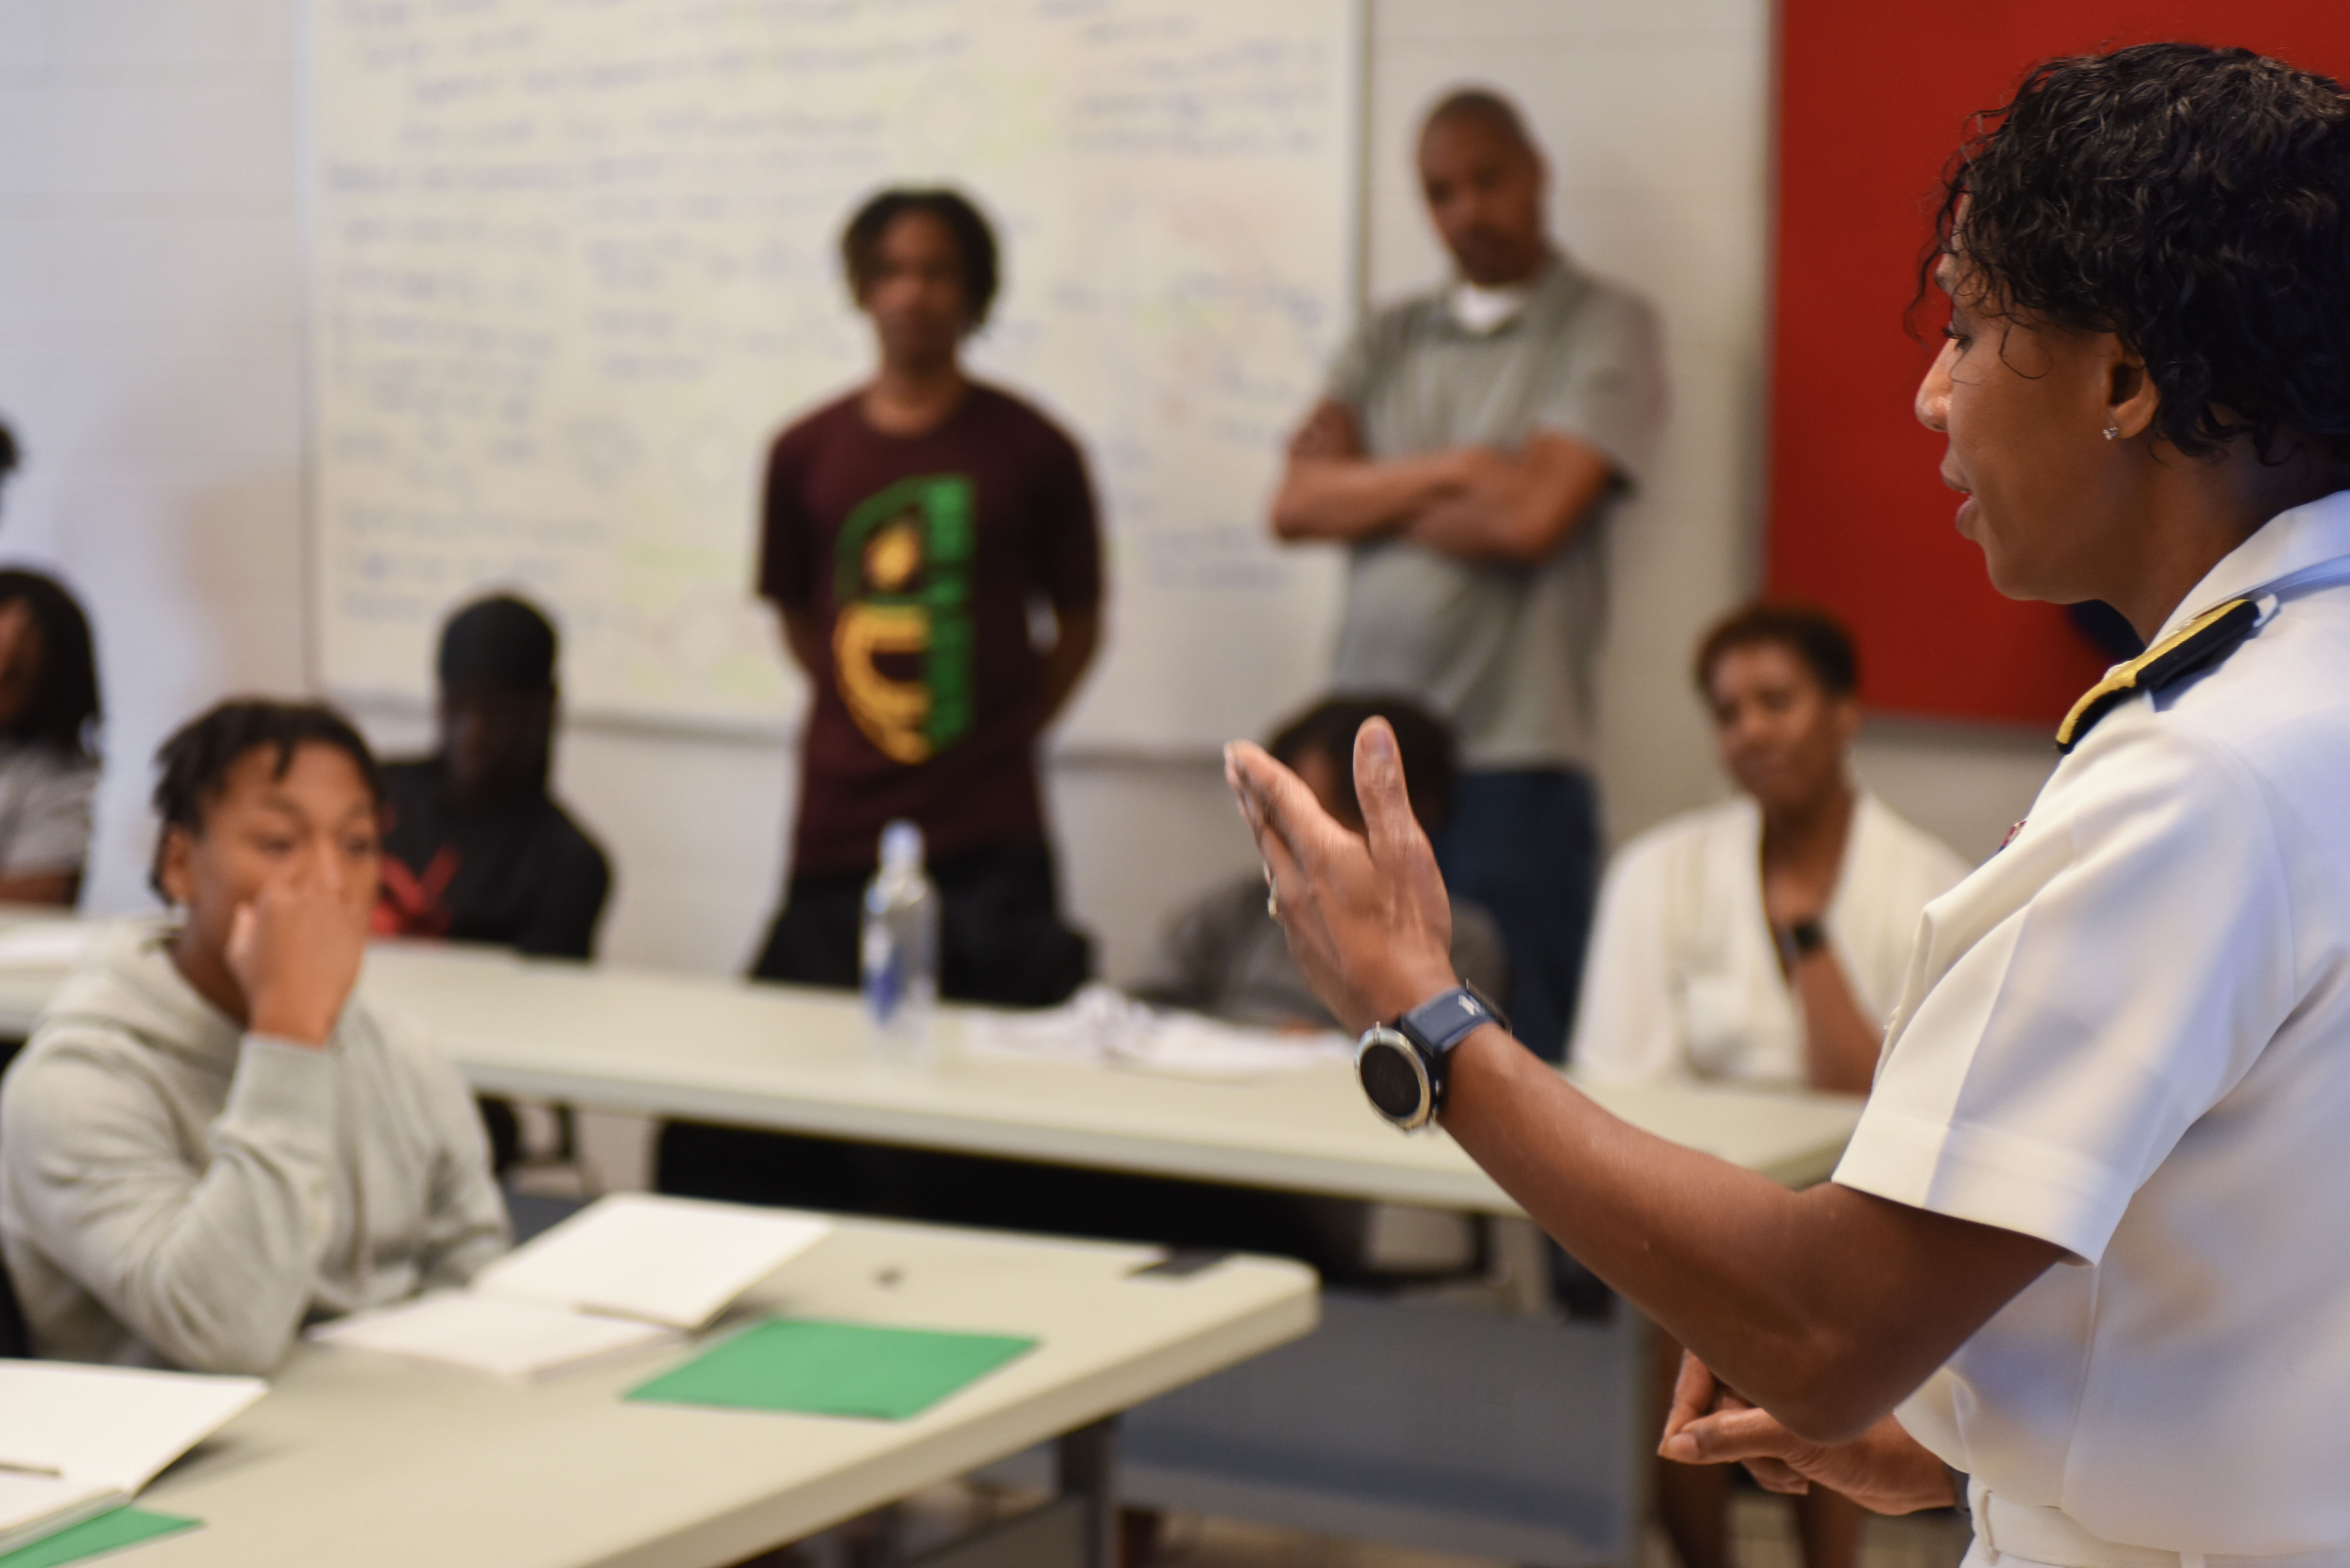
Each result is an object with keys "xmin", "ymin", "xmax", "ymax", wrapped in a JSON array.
[{"xmin": 861, "ymin": 820, "xmax": 939, "ymax": 1064}]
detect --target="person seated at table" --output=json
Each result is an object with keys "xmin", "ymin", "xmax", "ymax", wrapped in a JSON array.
[
  {"xmin": 1133, "ymin": 693, "xmax": 1506, "ymax": 1029},
  {"xmin": 0, "ymin": 699, "xmax": 508, "ymax": 1373},
  {"xmin": 373, "ymin": 594, "xmax": 613, "ymax": 1173},
  {"xmin": 0, "ymin": 570, "xmax": 102, "ymax": 907},
  {"xmin": 1570, "ymin": 603, "xmax": 1968, "ymax": 1568},
  {"xmin": 374, "ymin": 593, "xmax": 611, "ymax": 959},
  {"xmin": 1571, "ymin": 603, "xmax": 1969, "ymax": 1094}
]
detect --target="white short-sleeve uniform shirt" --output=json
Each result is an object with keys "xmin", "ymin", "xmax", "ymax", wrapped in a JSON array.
[
  {"xmin": 1570, "ymin": 794, "xmax": 1970, "ymax": 1086},
  {"xmin": 1836, "ymin": 491, "xmax": 2350, "ymax": 1557}
]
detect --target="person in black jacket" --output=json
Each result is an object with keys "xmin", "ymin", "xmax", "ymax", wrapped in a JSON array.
[
  {"xmin": 373, "ymin": 594, "xmax": 612, "ymax": 1170},
  {"xmin": 374, "ymin": 594, "xmax": 611, "ymax": 958}
]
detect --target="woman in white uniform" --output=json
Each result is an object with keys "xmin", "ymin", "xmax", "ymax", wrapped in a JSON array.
[
  {"xmin": 1225, "ymin": 41, "xmax": 2350, "ymax": 1562},
  {"xmin": 1573, "ymin": 604, "xmax": 1969, "ymax": 1097}
]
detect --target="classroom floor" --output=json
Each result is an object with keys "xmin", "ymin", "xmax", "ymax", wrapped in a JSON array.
[
  {"xmin": 1161, "ymin": 1493, "xmax": 1971, "ymax": 1568},
  {"xmin": 1139, "ymin": 1491, "xmax": 1971, "ymax": 1568},
  {"xmin": 790, "ymin": 1481, "xmax": 1971, "ymax": 1568}
]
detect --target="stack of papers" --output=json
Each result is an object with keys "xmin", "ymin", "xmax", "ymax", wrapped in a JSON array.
[
  {"xmin": 962, "ymin": 985, "xmax": 1353, "ymax": 1081},
  {"xmin": 310, "ymin": 1194, "xmax": 833, "ymax": 1379},
  {"xmin": 0, "ymin": 1362, "xmax": 263, "ymax": 1557}
]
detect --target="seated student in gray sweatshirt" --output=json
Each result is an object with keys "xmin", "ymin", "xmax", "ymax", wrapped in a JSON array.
[{"xmin": 0, "ymin": 699, "xmax": 508, "ymax": 1373}]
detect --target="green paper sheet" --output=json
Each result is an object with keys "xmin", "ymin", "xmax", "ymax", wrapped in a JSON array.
[
  {"xmin": 627, "ymin": 1318, "xmax": 1037, "ymax": 1421},
  {"xmin": 0, "ymin": 1509, "xmax": 199, "ymax": 1568}
]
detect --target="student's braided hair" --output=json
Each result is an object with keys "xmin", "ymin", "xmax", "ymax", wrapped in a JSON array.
[{"xmin": 148, "ymin": 699, "xmax": 382, "ymax": 900}]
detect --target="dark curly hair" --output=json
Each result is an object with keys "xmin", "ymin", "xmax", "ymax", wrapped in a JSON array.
[
  {"xmin": 1694, "ymin": 602, "xmax": 1860, "ymax": 702},
  {"xmin": 1928, "ymin": 43, "xmax": 2350, "ymax": 463},
  {"xmin": 840, "ymin": 187, "xmax": 1000, "ymax": 328},
  {"xmin": 0, "ymin": 571, "xmax": 101, "ymax": 760},
  {"xmin": 148, "ymin": 698, "xmax": 382, "ymax": 900}
]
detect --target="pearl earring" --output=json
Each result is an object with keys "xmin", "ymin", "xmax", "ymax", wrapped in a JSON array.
[{"xmin": 2102, "ymin": 425, "xmax": 2120, "ymax": 441}]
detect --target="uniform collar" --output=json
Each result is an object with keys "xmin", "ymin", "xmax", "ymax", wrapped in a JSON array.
[{"xmin": 2149, "ymin": 487, "xmax": 2350, "ymax": 645}]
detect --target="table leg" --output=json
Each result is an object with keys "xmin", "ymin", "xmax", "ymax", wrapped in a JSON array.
[
  {"xmin": 1057, "ymin": 1416, "xmax": 1119, "ymax": 1568},
  {"xmin": 899, "ymin": 1415, "xmax": 1120, "ymax": 1568}
]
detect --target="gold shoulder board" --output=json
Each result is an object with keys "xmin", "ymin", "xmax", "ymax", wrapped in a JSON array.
[{"xmin": 2054, "ymin": 597, "xmax": 2259, "ymax": 754}]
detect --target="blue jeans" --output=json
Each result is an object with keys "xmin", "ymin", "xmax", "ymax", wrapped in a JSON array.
[{"xmin": 1431, "ymin": 768, "xmax": 1602, "ymax": 1062}]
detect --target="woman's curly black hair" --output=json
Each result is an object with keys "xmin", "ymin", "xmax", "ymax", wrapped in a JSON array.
[{"xmin": 1930, "ymin": 42, "xmax": 2350, "ymax": 462}]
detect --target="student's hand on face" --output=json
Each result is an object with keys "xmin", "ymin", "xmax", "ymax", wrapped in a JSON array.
[
  {"xmin": 1659, "ymin": 1351, "xmax": 1957, "ymax": 1515},
  {"xmin": 1224, "ymin": 718, "xmax": 1457, "ymax": 1033},
  {"xmin": 225, "ymin": 835, "xmax": 373, "ymax": 1048}
]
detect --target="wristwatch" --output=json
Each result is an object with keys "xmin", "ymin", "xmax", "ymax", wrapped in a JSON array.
[
  {"xmin": 1778, "ymin": 918, "xmax": 1828, "ymax": 965},
  {"xmin": 1355, "ymin": 984, "xmax": 1510, "ymax": 1131}
]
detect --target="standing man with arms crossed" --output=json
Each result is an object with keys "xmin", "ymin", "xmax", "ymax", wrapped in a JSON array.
[
  {"xmin": 1233, "ymin": 44, "xmax": 2350, "ymax": 1556},
  {"xmin": 1271, "ymin": 88, "xmax": 1666, "ymax": 1060}
]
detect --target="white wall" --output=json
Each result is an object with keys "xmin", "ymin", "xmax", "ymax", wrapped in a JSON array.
[
  {"xmin": 0, "ymin": 0, "xmax": 309, "ymax": 915},
  {"xmin": 0, "ymin": 0, "xmax": 2057, "ymax": 990}
]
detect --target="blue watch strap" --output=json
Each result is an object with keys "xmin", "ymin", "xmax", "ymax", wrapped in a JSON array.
[{"xmin": 1397, "ymin": 984, "xmax": 1507, "ymax": 1056}]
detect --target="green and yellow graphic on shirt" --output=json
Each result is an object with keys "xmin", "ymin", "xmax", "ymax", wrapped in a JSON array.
[{"xmin": 832, "ymin": 474, "xmax": 975, "ymax": 764}]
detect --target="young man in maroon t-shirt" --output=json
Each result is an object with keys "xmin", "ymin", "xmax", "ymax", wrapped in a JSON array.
[
  {"xmin": 754, "ymin": 185, "xmax": 1102, "ymax": 1002},
  {"xmin": 658, "ymin": 188, "xmax": 1104, "ymax": 1203}
]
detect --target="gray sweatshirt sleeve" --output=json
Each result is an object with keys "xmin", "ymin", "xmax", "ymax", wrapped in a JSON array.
[
  {"xmin": 0, "ymin": 1031, "xmax": 336, "ymax": 1374},
  {"xmin": 414, "ymin": 1040, "xmax": 510, "ymax": 1289}
]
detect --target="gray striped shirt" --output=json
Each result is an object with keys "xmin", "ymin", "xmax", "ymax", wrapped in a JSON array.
[{"xmin": 1326, "ymin": 253, "xmax": 1665, "ymax": 769}]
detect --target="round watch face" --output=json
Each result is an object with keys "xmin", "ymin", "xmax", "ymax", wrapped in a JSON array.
[{"xmin": 1357, "ymin": 1030, "xmax": 1431, "ymax": 1127}]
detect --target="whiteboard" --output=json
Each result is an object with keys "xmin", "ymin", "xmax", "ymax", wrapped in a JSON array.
[{"xmin": 306, "ymin": 0, "xmax": 1359, "ymax": 751}]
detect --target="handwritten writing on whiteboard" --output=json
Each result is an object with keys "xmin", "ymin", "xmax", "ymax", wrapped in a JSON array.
[{"xmin": 309, "ymin": 0, "xmax": 1357, "ymax": 746}]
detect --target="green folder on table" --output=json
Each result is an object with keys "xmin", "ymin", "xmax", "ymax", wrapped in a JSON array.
[
  {"xmin": 0, "ymin": 1509, "xmax": 198, "ymax": 1568},
  {"xmin": 627, "ymin": 1318, "xmax": 1036, "ymax": 1421}
]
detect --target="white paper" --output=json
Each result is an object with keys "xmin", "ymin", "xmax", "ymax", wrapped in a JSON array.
[
  {"xmin": 0, "ymin": 923, "xmax": 98, "ymax": 971},
  {"xmin": 470, "ymin": 1193, "xmax": 832, "ymax": 1330},
  {"xmin": 962, "ymin": 985, "xmax": 1351, "ymax": 1082},
  {"xmin": 0, "ymin": 1476, "xmax": 123, "ymax": 1558},
  {"xmin": 1115, "ymin": 1015, "xmax": 1352, "ymax": 1081},
  {"xmin": 0, "ymin": 1361, "xmax": 265, "ymax": 1493},
  {"xmin": 308, "ymin": 1293, "xmax": 677, "ymax": 1380}
]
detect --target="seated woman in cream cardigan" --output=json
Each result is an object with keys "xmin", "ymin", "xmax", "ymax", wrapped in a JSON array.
[
  {"xmin": 1571, "ymin": 602, "xmax": 1970, "ymax": 1568},
  {"xmin": 1572, "ymin": 603, "xmax": 1969, "ymax": 1097}
]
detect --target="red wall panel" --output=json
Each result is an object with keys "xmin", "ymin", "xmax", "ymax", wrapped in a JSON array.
[{"xmin": 1768, "ymin": 3, "xmax": 2350, "ymax": 725}]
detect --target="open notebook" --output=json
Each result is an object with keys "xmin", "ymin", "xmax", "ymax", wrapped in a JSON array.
[
  {"xmin": 0, "ymin": 1362, "xmax": 264, "ymax": 1556},
  {"xmin": 309, "ymin": 1194, "xmax": 833, "ymax": 1379}
]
